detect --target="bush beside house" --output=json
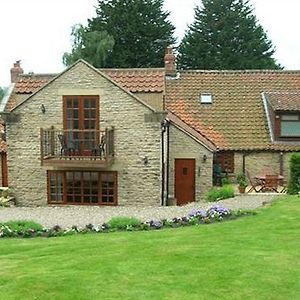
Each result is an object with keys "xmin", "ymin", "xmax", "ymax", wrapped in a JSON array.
[{"xmin": 287, "ymin": 153, "xmax": 300, "ymax": 194}]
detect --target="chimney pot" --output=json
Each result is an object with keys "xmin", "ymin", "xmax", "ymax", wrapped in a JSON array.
[
  {"xmin": 10, "ymin": 60, "xmax": 24, "ymax": 83},
  {"xmin": 164, "ymin": 46, "xmax": 176, "ymax": 77}
]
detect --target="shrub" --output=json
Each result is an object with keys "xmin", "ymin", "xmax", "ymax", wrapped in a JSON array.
[
  {"xmin": 206, "ymin": 184, "xmax": 235, "ymax": 202},
  {"xmin": 107, "ymin": 216, "xmax": 141, "ymax": 230},
  {"xmin": 221, "ymin": 176, "xmax": 231, "ymax": 186},
  {"xmin": 287, "ymin": 153, "xmax": 300, "ymax": 194},
  {"xmin": 0, "ymin": 206, "xmax": 257, "ymax": 239},
  {"xmin": 236, "ymin": 173, "xmax": 248, "ymax": 188},
  {"xmin": 0, "ymin": 188, "xmax": 15, "ymax": 207},
  {"xmin": 2, "ymin": 220, "xmax": 43, "ymax": 232}
]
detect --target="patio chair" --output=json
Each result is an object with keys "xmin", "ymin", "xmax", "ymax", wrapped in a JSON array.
[
  {"xmin": 213, "ymin": 162, "xmax": 222, "ymax": 186},
  {"xmin": 58, "ymin": 134, "xmax": 75, "ymax": 157},
  {"xmin": 263, "ymin": 175, "xmax": 279, "ymax": 193},
  {"xmin": 246, "ymin": 170, "xmax": 263, "ymax": 193},
  {"xmin": 279, "ymin": 179, "xmax": 288, "ymax": 193},
  {"xmin": 91, "ymin": 134, "xmax": 106, "ymax": 158}
]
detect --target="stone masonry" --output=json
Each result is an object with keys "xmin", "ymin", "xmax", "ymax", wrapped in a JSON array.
[
  {"xmin": 234, "ymin": 151, "xmax": 291, "ymax": 180},
  {"xmin": 168, "ymin": 125, "xmax": 213, "ymax": 203},
  {"xmin": 6, "ymin": 62, "xmax": 162, "ymax": 206}
]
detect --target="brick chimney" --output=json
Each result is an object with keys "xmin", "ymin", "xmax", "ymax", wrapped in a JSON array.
[
  {"xmin": 164, "ymin": 46, "xmax": 176, "ymax": 77},
  {"xmin": 10, "ymin": 60, "xmax": 24, "ymax": 83}
]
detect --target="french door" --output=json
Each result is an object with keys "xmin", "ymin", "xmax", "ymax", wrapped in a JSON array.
[
  {"xmin": 63, "ymin": 96, "xmax": 99, "ymax": 155},
  {"xmin": 48, "ymin": 171, "xmax": 117, "ymax": 205}
]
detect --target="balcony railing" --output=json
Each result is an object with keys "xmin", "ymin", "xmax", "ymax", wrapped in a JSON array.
[{"xmin": 40, "ymin": 127, "xmax": 115, "ymax": 168}]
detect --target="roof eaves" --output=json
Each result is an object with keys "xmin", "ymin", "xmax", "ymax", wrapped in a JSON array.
[{"xmin": 11, "ymin": 59, "xmax": 157, "ymax": 113}]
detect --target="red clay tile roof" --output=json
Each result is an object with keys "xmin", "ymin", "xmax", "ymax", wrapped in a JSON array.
[
  {"xmin": 14, "ymin": 74, "xmax": 56, "ymax": 94},
  {"xmin": 166, "ymin": 70, "xmax": 300, "ymax": 151},
  {"xmin": 166, "ymin": 112, "xmax": 216, "ymax": 151},
  {"xmin": 4, "ymin": 68, "xmax": 165, "ymax": 115},
  {"xmin": 11, "ymin": 68, "xmax": 165, "ymax": 95},
  {"xmin": 264, "ymin": 92, "xmax": 300, "ymax": 111},
  {"xmin": 100, "ymin": 68, "xmax": 165, "ymax": 93}
]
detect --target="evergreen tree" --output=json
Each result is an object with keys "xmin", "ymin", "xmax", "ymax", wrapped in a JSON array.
[
  {"xmin": 177, "ymin": 0, "xmax": 281, "ymax": 70},
  {"xmin": 63, "ymin": 25, "xmax": 114, "ymax": 67},
  {"xmin": 87, "ymin": 0, "xmax": 176, "ymax": 68}
]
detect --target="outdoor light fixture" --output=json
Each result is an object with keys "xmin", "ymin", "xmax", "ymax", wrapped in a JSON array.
[
  {"xmin": 202, "ymin": 154, "xmax": 207, "ymax": 163},
  {"xmin": 40, "ymin": 104, "xmax": 46, "ymax": 114},
  {"xmin": 143, "ymin": 156, "xmax": 149, "ymax": 166}
]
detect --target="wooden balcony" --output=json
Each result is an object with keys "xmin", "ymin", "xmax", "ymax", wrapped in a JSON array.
[{"xmin": 40, "ymin": 128, "xmax": 115, "ymax": 169}]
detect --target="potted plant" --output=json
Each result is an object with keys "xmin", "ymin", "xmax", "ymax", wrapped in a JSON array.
[{"xmin": 236, "ymin": 173, "xmax": 248, "ymax": 193}]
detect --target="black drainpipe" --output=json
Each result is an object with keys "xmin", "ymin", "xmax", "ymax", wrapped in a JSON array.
[
  {"xmin": 242, "ymin": 153, "xmax": 246, "ymax": 174},
  {"xmin": 279, "ymin": 152, "xmax": 284, "ymax": 175},
  {"xmin": 161, "ymin": 121, "xmax": 166, "ymax": 206},
  {"xmin": 161, "ymin": 120, "xmax": 170, "ymax": 206},
  {"xmin": 242, "ymin": 151, "xmax": 252, "ymax": 174},
  {"xmin": 166, "ymin": 121, "xmax": 170, "ymax": 206}
]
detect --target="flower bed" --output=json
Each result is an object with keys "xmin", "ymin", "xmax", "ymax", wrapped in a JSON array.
[{"xmin": 0, "ymin": 205, "xmax": 256, "ymax": 239}]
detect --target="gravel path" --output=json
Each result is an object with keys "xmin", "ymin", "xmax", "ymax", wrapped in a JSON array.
[{"xmin": 0, "ymin": 194, "xmax": 277, "ymax": 229}]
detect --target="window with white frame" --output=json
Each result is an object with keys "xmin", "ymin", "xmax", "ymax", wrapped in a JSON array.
[{"xmin": 200, "ymin": 93, "xmax": 213, "ymax": 104}]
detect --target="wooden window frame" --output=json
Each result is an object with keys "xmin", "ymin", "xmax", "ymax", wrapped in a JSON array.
[
  {"xmin": 279, "ymin": 113, "xmax": 300, "ymax": 138},
  {"xmin": 47, "ymin": 171, "xmax": 65, "ymax": 204},
  {"xmin": 63, "ymin": 96, "xmax": 99, "ymax": 131},
  {"xmin": 62, "ymin": 96, "xmax": 100, "ymax": 156},
  {"xmin": 215, "ymin": 152, "xmax": 234, "ymax": 174},
  {"xmin": 47, "ymin": 171, "xmax": 117, "ymax": 206}
]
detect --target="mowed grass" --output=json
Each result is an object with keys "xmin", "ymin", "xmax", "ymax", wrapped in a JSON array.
[{"xmin": 0, "ymin": 196, "xmax": 299, "ymax": 300}]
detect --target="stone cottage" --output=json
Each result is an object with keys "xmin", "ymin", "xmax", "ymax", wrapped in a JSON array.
[
  {"xmin": 0, "ymin": 56, "xmax": 214, "ymax": 206},
  {"xmin": 1, "ymin": 49, "xmax": 300, "ymax": 206}
]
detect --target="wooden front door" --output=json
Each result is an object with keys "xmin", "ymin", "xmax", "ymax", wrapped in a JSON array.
[
  {"xmin": 1, "ymin": 152, "xmax": 8, "ymax": 187},
  {"xmin": 175, "ymin": 159, "xmax": 195, "ymax": 205}
]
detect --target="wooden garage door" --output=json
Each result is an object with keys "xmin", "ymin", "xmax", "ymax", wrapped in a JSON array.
[{"xmin": 175, "ymin": 159, "xmax": 195, "ymax": 205}]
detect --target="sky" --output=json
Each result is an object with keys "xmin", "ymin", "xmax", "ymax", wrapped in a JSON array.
[{"xmin": 0, "ymin": 0, "xmax": 300, "ymax": 87}]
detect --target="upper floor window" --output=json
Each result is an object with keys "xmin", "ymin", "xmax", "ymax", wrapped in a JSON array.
[
  {"xmin": 63, "ymin": 96, "xmax": 99, "ymax": 131},
  {"xmin": 280, "ymin": 114, "xmax": 300, "ymax": 137}
]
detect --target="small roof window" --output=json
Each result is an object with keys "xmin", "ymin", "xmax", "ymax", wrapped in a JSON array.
[{"xmin": 200, "ymin": 93, "xmax": 213, "ymax": 104}]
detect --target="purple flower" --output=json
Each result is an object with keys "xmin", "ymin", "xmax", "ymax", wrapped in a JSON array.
[
  {"xmin": 207, "ymin": 205, "xmax": 231, "ymax": 219},
  {"xmin": 188, "ymin": 209, "xmax": 207, "ymax": 218},
  {"xmin": 149, "ymin": 220, "xmax": 163, "ymax": 229}
]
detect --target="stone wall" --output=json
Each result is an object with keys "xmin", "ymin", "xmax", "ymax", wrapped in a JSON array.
[
  {"xmin": 234, "ymin": 151, "xmax": 291, "ymax": 180},
  {"xmin": 6, "ymin": 62, "xmax": 162, "ymax": 206},
  {"xmin": 134, "ymin": 92, "xmax": 164, "ymax": 111},
  {"xmin": 168, "ymin": 125, "xmax": 213, "ymax": 203}
]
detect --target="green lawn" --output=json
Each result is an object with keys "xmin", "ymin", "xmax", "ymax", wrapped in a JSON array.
[{"xmin": 0, "ymin": 196, "xmax": 299, "ymax": 300}]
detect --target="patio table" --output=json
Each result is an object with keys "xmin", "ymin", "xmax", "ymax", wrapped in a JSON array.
[{"xmin": 254, "ymin": 175, "xmax": 284, "ymax": 193}]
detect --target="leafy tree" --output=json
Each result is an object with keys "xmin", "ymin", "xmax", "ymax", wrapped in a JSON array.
[
  {"xmin": 63, "ymin": 25, "xmax": 115, "ymax": 67},
  {"xmin": 87, "ymin": 0, "xmax": 176, "ymax": 68},
  {"xmin": 177, "ymin": 0, "xmax": 281, "ymax": 70}
]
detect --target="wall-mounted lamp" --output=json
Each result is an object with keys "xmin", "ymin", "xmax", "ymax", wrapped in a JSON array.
[
  {"xmin": 202, "ymin": 154, "xmax": 207, "ymax": 163},
  {"xmin": 40, "ymin": 104, "xmax": 46, "ymax": 114},
  {"xmin": 143, "ymin": 156, "xmax": 149, "ymax": 166}
]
